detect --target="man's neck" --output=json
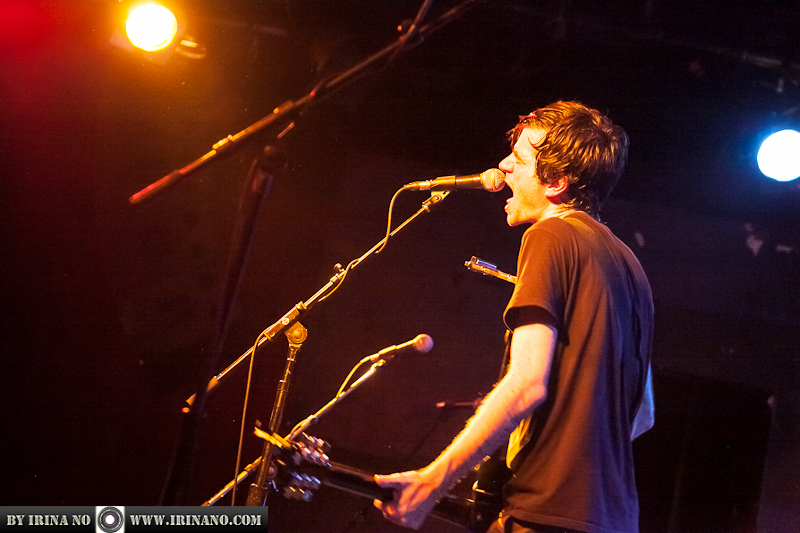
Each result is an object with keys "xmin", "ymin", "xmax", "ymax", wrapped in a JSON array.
[{"xmin": 540, "ymin": 204, "xmax": 578, "ymax": 222}]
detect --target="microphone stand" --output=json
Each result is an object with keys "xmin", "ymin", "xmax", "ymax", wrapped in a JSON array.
[
  {"xmin": 160, "ymin": 145, "xmax": 281, "ymax": 505},
  {"xmin": 179, "ymin": 190, "xmax": 450, "ymax": 506},
  {"xmin": 190, "ymin": 190, "xmax": 449, "ymax": 507},
  {"xmin": 201, "ymin": 324, "xmax": 419, "ymax": 506},
  {"xmin": 245, "ymin": 322, "xmax": 308, "ymax": 506},
  {"xmin": 144, "ymin": 0, "xmax": 479, "ymax": 506}
]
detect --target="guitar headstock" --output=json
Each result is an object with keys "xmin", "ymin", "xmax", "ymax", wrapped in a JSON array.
[
  {"xmin": 254, "ymin": 428, "xmax": 332, "ymax": 502},
  {"xmin": 291, "ymin": 433, "xmax": 331, "ymax": 468}
]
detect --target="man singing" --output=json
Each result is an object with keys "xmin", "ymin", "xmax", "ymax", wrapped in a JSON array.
[{"xmin": 375, "ymin": 101, "xmax": 654, "ymax": 533}]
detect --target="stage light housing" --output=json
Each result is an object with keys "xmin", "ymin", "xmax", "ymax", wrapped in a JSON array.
[{"xmin": 108, "ymin": 1, "xmax": 205, "ymax": 64}]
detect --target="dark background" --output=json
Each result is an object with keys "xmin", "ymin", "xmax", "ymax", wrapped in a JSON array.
[{"xmin": 1, "ymin": 1, "xmax": 799, "ymax": 531}]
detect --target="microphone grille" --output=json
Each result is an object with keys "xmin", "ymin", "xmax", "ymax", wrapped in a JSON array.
[
  {"xmin": 413, "ymin": 334, "xmax": 434, "ymax": 353},
  {"xmin": 481, "ymin": 168, "xmax": 506, "ymax": 192}
]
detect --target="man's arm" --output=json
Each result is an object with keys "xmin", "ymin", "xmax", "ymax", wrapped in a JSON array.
[
  {"xmin": 631, "ymin": 363, "xmax": 654, "ymax": 440},
  {"xmin": 374, "ymin": 321, "xmax": 557, "ymax": 530}
]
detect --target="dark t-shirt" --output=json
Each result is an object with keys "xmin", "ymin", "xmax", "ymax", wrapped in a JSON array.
[{"xmin": 502, "ymin": 212, "xmax": 653, "ymax": 533}]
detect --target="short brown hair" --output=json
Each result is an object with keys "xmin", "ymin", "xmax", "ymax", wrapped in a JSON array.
[{"xmin": 509, "ymin": 101, "xmax": 629, "ymax": 217}]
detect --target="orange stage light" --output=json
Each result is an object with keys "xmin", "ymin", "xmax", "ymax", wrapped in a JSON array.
[{"xmin": 125, "ymin": 3, "xmax": 178, "ymax": 52}]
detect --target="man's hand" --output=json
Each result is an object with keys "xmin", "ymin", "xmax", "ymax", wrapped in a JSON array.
[{"xmin": 373, "ymin": 468, "xmax": 443, "ymax": 530}]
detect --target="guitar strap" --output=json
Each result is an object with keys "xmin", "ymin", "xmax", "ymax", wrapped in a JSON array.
[
  {"xmin": 505, "ymin": 316, "xmax": 530, "ymax": 466},
  {"xmin": 498, "ymin": 329, "xmax": 513, "ymax": 466},
  {"xmin": 472, "ymin": 331, "xmax": 513, "ymax": 502}
]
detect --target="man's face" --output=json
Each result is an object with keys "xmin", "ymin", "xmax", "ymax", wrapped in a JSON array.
[{"xmin": 498, "ymin": 126, "xmax": 551, "ymax": 227}]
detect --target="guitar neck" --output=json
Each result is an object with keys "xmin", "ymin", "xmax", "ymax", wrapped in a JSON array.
[{"xmin": 322, "ymin": 461, "xmax": 476, "ymax": 530}]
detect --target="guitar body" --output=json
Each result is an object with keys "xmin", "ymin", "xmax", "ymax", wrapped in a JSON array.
[{"xmin": 471, "ymin": 453, "xmax": 510, "ymax": 531}]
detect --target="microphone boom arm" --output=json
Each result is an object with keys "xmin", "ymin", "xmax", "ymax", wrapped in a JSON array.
[
  {"xmin": 128, "ymin": 0, "xmax": 481, "ymax": 205},
  {"xmin": 287, "ymin": 354, "xmax": 388, "ymax": 442},
  {"xmin": 185, "ymin": 191, "xmax": 450, "ymax": 407}
]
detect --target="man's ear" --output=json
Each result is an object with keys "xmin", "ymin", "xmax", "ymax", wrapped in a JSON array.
[{"xmin": 544, "ymin": 175, "xmax": 570, "ymax": 200}]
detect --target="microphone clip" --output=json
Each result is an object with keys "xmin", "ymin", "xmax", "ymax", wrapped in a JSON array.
[{"xmin": 422, "ymin": 190, "xmax": 450, "ymax": 210}]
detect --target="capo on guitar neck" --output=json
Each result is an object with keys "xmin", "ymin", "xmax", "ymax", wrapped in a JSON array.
[{"xmin": 465, "ymin": 256, "xmax": 517, "ymax": 285}]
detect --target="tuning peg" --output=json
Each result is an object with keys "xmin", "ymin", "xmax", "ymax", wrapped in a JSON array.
[
  {"xmin": 283, "ymin": 486, "xmax": 313, "ymax": 502},
  {"xmin": 299, "ymin": 445, "xmax": 330, "ymax": 467},
  {"xmin": 289, "ymin": 471, "xmax": 321, "ymax": 491}
]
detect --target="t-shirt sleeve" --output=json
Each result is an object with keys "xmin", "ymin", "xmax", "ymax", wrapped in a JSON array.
[{"xmin": 503, "ymin": 224, "xmax": 569, "ymax": 332}]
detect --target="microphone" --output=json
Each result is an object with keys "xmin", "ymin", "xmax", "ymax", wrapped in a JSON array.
[
  {"xmin": 366, "ymin": 334, "xmax": 434, "ymax": 362},
  {"xmin": 403, "ymin": 168, "xmax": 506, "ymax": 192}
]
